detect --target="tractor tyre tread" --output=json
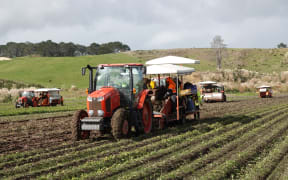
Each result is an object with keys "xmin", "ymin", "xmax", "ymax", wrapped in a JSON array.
[
  {"xmin": 111, "ymin": 108, "xmax": 130, "ymax": 140},
  {"xmin": 72, "ymin": 110, "xmax": 88, "ymax": 141}
]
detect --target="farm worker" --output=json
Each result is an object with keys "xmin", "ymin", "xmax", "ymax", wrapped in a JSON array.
[
  {"xmin": 166, "ymin": 77, "xmax": 176, "ymax": 93},
  {"xmin": 150, "ymin": 79, "xmax": 156, "ymax": 89},
  {"xmin": 183, "ymin": 82, "xmax": 195, "ymax": 112},
  {"xmin": 194, "ymin": 91, "xmax": 202, "ymax": 110}
]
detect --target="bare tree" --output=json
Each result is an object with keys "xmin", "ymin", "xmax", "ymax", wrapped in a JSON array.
[{"xmin": 211, "ymin": 35, "xmax": 226, "ymax": 69}]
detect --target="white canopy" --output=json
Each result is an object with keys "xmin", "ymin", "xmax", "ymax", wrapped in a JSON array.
[
  {"xmin": 257, "ymin": 85, "xmax": 271, "ymax": 89},
  {"xmin": 35, "ymin": 88, "xmax": 61, "ymax": 92},
  {"xmin": 145, "ymin": 55, "xmax": 200, "ymax": 65},
  {"xmin": 199, "ymin": 81, "xmax": 217, "ymax": 85},
  {"xmin": 146, "ymin": 64, "xmax": 195, "ymax": 75}
]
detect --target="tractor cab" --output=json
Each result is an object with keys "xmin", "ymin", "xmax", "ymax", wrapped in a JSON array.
[
  {"xmin": 199, "ymin": 81, "xmax": 226, "ymax": 102},
  {"xmin": 257, "ymin": 85, "xmax": 272, "ymax": 98},
  {"xmin": 73, "ymin": 63, "xmax": 153, "ymax": 140}
]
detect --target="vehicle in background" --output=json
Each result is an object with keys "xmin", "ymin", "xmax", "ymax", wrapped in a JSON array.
[
  {"xmin": 199, "ymin": 81, "xmax": 226, "ymax": 102},
  {"xmin": 257, "ymin": 85, "xmax": 272, "ymax": 98},
  {"xmin": 15, "ymin": 90, "xmax": 38, "ymax": 108},
  {"xmin": 34, "ymin": 88, "xmax": 64, "ymax": 106}
]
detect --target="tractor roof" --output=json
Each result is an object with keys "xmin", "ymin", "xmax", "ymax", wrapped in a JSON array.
[
  {"xmin": 146, "ymin": 64, "xmax": 195, "ymax": 75},
  {"xmin": 257, "ymin": 85, "xmax": 271, "ymax": 89},
  {"xmin": 199, "ymin": 81, "xmax": 217, "ymax": 85},
  {"xmin": 98, "ymin": 63, "xmax": 143, "ymax": 67},
  {"xmin": 35, "ymin": 88, "xmax": 61, "ymax": 92},
  {"xmin": 146, "ymin": 55, "xmax": 200, "ymax": 65}
]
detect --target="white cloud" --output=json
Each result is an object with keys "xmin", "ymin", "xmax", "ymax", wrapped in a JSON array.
[{"xmin": 0, "ymin": 0, "xmax": 288, "ymax": 49}]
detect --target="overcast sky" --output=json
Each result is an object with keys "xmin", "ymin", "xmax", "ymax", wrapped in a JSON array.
[{"xmin": 0, "ymin": 0, "xmax": 288, "ymax": 50}]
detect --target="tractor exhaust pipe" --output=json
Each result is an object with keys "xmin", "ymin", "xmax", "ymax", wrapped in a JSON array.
[{"xmin": 82, "ymin": 65, "xmax": 95, "ymax": 94}]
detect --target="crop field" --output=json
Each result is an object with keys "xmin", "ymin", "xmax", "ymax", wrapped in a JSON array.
[{"xmin": 1, "ymin": 96, "xmax": 288, "ymax": 179}]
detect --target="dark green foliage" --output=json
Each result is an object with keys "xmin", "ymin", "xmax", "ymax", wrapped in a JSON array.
[
  {"xmin": 0, "ymin": 40, "xmax": 130, "ymax": 57},
  {"xmin": 277, "ymin": 42, "xmax": 287, "ymax": 48}
]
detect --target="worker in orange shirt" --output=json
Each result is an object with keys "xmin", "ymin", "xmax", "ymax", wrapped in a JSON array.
[{"xmin": 166, "ymin": 77, "xmax": 176, "ymax": 93}]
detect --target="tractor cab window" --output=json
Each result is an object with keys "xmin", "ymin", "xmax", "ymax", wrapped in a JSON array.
[
  {"xmin": 132, "ymin": 67, "xmax": 143, "ymax": 94},
  {"xmin": 49, "ymin": 91, "xmax": 60, "ymax": 97},
  {"xmin": 95, "ymin": 66, "xmax": 144, "ymax": 94},
  {"xmin": 22, "ymin": 91, "xmax": 34, "ymax": 98},
  {"xmin": 96, "ymin": 66, "xmax": 130, "ymax": 90}
]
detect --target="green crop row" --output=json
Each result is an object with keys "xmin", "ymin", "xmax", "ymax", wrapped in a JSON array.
[
  {"xmin": 114, "ymin": 110, "xmax": 288, "ymax": 180},
  {"xmin": 197, "ymin": 114, "xmax": 288, "ymax": 180},
  {"xmin": 1, "ymin": 103, "xmax": 287, "ymax": 179},
  {"xmin": 161, "ymin": 109, "xmax": 288, "ymax": 180},
  {"xmin": 241, "ymin": 134, "xmax": 288, "ymax": 179},
  {"xmin": 79, "ymin": 106, "xmax": 288, "ymax": 180}
]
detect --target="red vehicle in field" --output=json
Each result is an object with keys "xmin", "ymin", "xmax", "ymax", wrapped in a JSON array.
[
  {"xmin": 73, "ymin": 64, "xmax": 154, "ymax": 140},
  {"xmin": 34, "ymin": 88, "xmax": 64, "ymax": 106},
  {"xmin": 15, "ymin": 90, "xmax": 38, "ymax": 108},
  {"xmin": 257, "ymin": 85, "xmax": 272, "ymax": 98}
]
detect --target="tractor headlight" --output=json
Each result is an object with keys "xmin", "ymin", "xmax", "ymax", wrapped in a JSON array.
[
  {"xmin": 96, "ymin": 97, "xmax": 104, "ymax": 102},
  {"xmin": 87, "ymin": 96, "xmax": 93, "ymax": 102},
  {"xmin": 88, "ymin": 110, "xmax": 94, "ymax": 116},
  {"xmin": 97, "ymin": 110, "xmax": 104, "ymax": 117}
]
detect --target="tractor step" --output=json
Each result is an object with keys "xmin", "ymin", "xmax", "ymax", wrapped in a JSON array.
[{"xmin": 81, "ymin": 117, "xmax": 104, "ymax": 131}]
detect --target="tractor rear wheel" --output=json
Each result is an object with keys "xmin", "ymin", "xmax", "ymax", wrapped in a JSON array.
[
  {"xmin": 111, "ymin": 108, "xmax": 131, "ymax": 140},
  {"xmin": 142, "ymin": 99, "xmax": 153, "ymax": 134},
  {"xmin": 72, "ymin": 110, "xmax": 90, "ymax": 141}
]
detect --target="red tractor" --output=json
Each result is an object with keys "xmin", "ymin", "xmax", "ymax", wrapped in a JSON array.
[
  {"xmin": 72, "ymin": 64, "xmax": 153, "ymax": 140},
  {"xmin": 15, "ymin": 90, "xmax": 38, "ymax": 108}
]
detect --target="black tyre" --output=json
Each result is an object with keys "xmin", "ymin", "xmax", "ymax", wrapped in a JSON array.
[
  {"xmin": 142, "ymin": 99, "xmax": 153, "ymax": 134},
  {"xmin": 72, "ymin": 110, "xmax": 90, "ymax": 141},
  {"xmin": 111, "ymin": 108, "xmax": 131, "ymax": 140}
]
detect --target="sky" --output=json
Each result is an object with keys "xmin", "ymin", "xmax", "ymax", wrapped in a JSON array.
[{"xmin": 0, "ymin": 0, "xmax": 288, "ymax": 50}]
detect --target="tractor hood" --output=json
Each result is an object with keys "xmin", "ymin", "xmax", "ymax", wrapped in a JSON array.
[{"xmin": 89, "ymin": 87, "xmax": 118, "ymax": 98}]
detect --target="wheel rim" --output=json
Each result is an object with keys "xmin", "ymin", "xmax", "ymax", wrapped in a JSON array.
[
  {"xmin": 142, "ymin": 102, "xmax": 152, "ymax": 133},
  {"xmin": 122, "ymin": 120, "xmax": 129, "ymax": 135}
]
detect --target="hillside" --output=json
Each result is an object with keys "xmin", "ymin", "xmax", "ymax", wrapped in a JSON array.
[
  {"xmin": 126, "ymin": 48, "xmax": 288, "ymax": 73},
  {"xmin": 0, "ymin": 48, "xmax": 288, "ymax": 89}
]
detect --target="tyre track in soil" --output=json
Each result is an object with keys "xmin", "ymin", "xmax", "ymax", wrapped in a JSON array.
[{"xmin": 110, "ymin": 108, "xmax": 288, "ymax": 180}]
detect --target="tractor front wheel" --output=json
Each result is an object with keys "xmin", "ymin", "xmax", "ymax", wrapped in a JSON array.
[
  {"xmin": 111, "ymin": 108, "xmax": 131, "ymax": 140},
  {"xmin": 72, "ymin": 110, "xmax": 90, "ymax": 141}
]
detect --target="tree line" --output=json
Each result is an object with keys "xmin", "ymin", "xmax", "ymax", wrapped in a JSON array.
[{"xmin": 0, "ymin": 40, "xmax": 130, "ymax": 58}]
